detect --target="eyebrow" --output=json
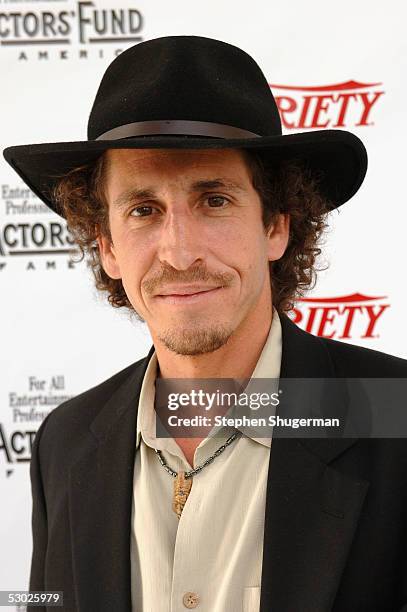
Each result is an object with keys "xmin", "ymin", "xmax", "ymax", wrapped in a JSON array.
[
  {"xmin": 113, "ymin": 188, "xmax": 156, "ymax": 211},
  {"xmin": 190, "ymin": 179, "xmax": 245, "ymax": 193},
  {"xmin": 113, "ymin": 178, "xmax": 246, "ymax": 210}
]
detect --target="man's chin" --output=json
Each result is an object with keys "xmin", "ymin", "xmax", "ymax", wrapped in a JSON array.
[{"xmin": 157, "ymin": 325, "xmax": 232, "ymax": 356}]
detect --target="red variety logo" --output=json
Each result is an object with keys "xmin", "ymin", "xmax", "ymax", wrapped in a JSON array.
[
  {"xmin": 290, "ymin": 293, "xmax": 389, "ymax": 339},
  {"xmin": 271, "ymin": 80, "xmax": 384, "ymax": 129}
]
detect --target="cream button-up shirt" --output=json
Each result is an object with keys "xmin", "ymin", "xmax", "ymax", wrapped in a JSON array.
[{"xmin": 130, "ymin": 309, "xmax": 282, "ymax": 612}]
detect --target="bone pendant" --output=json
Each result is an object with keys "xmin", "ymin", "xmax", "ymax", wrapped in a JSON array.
[{"xmin": 173, "ymin": 471, "xmax": 192, "ymax": 519}]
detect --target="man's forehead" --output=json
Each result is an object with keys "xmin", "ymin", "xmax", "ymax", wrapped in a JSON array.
[
  {"xmin": 103, "ymin": 148, "xmax": 257, "ymax": 209},
  {"xmin": 104, "ymin": 147, "xmax": 251, "ymax": 179}
]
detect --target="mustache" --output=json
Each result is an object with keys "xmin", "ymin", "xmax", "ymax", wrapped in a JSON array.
[{"xmin": 142, "ymin": 263, "xmax": 234, "ymax": 295}]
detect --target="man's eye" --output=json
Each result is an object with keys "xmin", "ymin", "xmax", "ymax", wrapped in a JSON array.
[
  {"xmin": 130, "ymin": 205, "xmax": 156, "ymax": 217},
  {"xmin": 206, "ymin": 195, "xmax": 228, "ymax": 208}
]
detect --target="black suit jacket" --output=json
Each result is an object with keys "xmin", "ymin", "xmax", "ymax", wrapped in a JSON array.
[{"xmin": 29, "ymin": 314, "xmax": 407, "ymax": 611}]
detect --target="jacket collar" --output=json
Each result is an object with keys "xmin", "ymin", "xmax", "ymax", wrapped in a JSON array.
[{"xmin": 89, "ymin": 344, "xmax": 155, "ymax": 444}]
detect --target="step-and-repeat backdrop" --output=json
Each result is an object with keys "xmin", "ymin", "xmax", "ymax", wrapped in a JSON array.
[{"xmin": 1, "ymin": 0, "xmax": 405, "ymax": 603}]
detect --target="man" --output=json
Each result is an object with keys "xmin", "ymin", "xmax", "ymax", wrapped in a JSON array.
[{"xmin": 4, "ymin": 36, "xmax": 407, "ymax": 612}]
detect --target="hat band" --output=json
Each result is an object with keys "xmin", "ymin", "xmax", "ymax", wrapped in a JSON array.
[{"xmin": 95, "ymin": 120, "xmax": 261, "ymax": 141}]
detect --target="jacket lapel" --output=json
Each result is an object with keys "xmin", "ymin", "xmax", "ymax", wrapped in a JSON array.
[
  {"xmin": 259, "ymin": 314, "xmax": 369, "ymax": 611},
  {"xmin": 68, "ymin": 347, "xmax": 154, "ymax": 612}
]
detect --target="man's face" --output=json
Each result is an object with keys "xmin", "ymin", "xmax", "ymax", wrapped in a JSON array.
[{"xmin": 98, "ymin": 148, "xmax": 289, "ymax": 355}]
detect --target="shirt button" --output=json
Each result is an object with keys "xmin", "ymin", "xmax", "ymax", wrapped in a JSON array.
[{"xmin": 182, "ymin": 592, "xmax": 200, "ymax": 608}]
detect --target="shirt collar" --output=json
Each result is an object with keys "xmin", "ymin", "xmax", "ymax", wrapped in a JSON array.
[{"xmin": 136, "ymin": 307, "xmax": 282, "ymax": 450}]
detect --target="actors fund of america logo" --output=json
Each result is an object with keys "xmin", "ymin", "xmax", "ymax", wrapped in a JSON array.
[
  {"xmin": 0, "ymin": 1, "xmax": 144, "ymax": 60},
  {"xmin": 0, "ymin": 217, "xmax": 77, "ymax": 270},
  {"xmin": 271, "ymin": 81, "xmax": 384, "ymax": 129},
  {"xmin": 0, "ymin": 183, "xmax": 79, "ymax": 271},
  {"xmin": 291, "ymin": 293, "xmax": 390, "ymax": 340}
]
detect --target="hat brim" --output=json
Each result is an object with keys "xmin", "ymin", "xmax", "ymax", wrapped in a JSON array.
[{"xmin": 3, "ymin": 129, "xmax": 367, "ymax": 218}]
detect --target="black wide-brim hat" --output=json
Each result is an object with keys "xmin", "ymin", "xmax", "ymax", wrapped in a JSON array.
[{"xmin": 3, "ymin": 35, "xmax": 367, "ymax": 217}]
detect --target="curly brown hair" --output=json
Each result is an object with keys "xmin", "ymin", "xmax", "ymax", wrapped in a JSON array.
[{"xmin": 53, "ymin": 149, "xmax": 332, "ymax": 316}]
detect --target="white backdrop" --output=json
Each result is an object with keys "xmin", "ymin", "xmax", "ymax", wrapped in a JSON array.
[{"xmin": 1, "ymin": 0, "xmax": 406, "ymax": 604}]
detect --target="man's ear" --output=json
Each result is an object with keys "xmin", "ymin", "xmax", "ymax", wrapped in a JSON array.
[
  {"xmin": 96, "ymin": 233, "xmax": 122, "ymax": 279},
  {"xmin": 266, "ymin": 213, "xmax": 290, "ymax": 262}
]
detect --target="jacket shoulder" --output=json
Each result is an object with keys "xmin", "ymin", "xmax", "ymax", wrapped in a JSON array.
[{"xmin": 320, "ymin": 336, "xmax": 407, "ymax": 377}]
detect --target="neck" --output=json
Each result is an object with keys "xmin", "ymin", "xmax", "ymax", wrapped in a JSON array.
[{"xmin": 151, "ymin": 303, "xmax": 273, "ymax": 380}]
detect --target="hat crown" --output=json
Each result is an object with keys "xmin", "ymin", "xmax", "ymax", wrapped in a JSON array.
[{"xmin": 87, "ymin": 35, "xmax": 282, "ymax": 140}]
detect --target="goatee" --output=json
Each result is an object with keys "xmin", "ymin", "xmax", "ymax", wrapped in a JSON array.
[{"xmin": 158, "ymin": 325, "xmax": 232, "ymax": 356}]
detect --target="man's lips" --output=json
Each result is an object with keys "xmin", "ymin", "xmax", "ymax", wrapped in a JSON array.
[
  {"xmin": 156, "ymin": 285, "xmax": 220, "ymax": 297},
  {"xmin": 153, "ymin": 286, "xmax": 224, "ymax": 304}
]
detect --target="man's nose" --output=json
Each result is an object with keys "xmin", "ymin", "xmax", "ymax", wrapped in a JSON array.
[{"xmin": 157, "ymin": 210, "xmax": 206, "ymax": 270}]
